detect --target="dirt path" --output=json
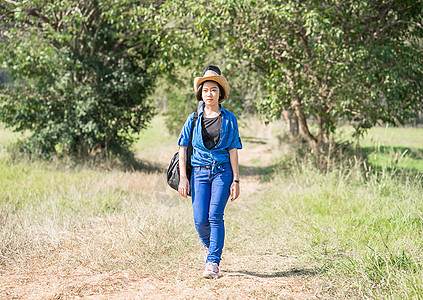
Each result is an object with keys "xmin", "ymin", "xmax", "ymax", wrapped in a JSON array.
[{"xmin": 0, "ymin": 120, "xmax": 323, "ymax": 299}]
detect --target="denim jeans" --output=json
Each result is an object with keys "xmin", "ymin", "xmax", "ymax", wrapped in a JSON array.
[{"xmin": 191, "ymin": 162, "xmax": 233, "ymax": 265}]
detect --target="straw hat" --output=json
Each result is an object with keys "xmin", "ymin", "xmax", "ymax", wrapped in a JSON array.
[{"xmin": 194, "ymin": 66, "xmax": 230, "ymax": 102}]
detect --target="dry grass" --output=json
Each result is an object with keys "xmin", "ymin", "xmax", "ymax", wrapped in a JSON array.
[{"xmin": 0, "ymin": 118, "xmax": 323, "ymax": 299}]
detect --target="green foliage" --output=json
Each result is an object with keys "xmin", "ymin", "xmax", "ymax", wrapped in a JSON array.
[
  {"xmin": 0, "ymin": 0, "xmax": 176, "ymax": 157},
  {"xmin": 1, "ymin": 0, "xmax": 422, "ymax": 158},
  {"xmin": 163, "ymin": 87, "xmax": 197, "ymax": 136},
  {"xmin": 168, "ymin": 0, "xmax": 423, "ymax": 148},
  {"xmin": 155, "ymin": 3, "xmax": 261, "ymax": 135}
]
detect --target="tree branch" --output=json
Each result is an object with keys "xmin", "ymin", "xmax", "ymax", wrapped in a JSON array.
[
  {"xmin": 90, "ymin": 15, "xmax": 104, "ymax": 56},
  {"xmin": 4, "ymin": 0, "xmax": 18, "ymax": 5}
]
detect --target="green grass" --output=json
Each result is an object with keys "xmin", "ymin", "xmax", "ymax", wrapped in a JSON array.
[
  {"xmin": 361, "ymin": 126, "xmax": 423, "ymax": 149},
  {"xmin": 0, "ymin": 154, "xmax": 195, "ymax": 273},
  {"xmin": 248, "ymin": 157, "xmax": 423, "ymax": 298},
  {"xmin": 360, "ymin": 126, "xmax": 423, "ymax": 173},
  {"xmin": 230, "ymin": 123, "xmax": 423, "ymax": 298},
  {"xmin": 0, "ymin": 124, "xmax": 24, "ymax": 149},
  {"xmin": 132, "ymin": 115, "xmax": 177, "ymax": 152},
  {"xmin": 334, "ymin": 125, "xmax": 423, "ymax": 172}
]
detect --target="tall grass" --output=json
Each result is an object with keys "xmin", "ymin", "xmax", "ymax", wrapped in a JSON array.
[
  {"xmin": 0, "ymin": 120, "xmax": 197, "ymax": 280},
  {"xmin": 246, "ymin": 144, "xmax": 423, "ymax": 298},
  {"xmin": 0, "ymin": 155, "xmax": 196, "ymax": 274}
]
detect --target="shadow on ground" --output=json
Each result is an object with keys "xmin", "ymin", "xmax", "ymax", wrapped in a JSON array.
[
  {"xmin": 223, "ymin": 268, "xmax": 320, "ymax": 278},
  {"xmin": 119, "ymin": 154, "xmax": 165, "ymax": 173},
  {"xmin": 239, "ymin": 164, "xmax": 279, "ymax": 181},
  {"xmin": 360, "ymin": 145, "xmax": 423, "ymax": 160},
  {"xmin": 241, "ymin": 136, "xmax": 268, "ymax": 145}
]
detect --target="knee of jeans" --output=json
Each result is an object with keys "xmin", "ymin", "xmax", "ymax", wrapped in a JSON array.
[
  {"xmin": 195, "ymin": 218, "xmax": 210, "ymax": 229},
  {"xmin": 209, "ymin": 209, "xmax": 224, "ymax": 218},
  {"xmin": 208, "ymin": 214, "xmax": 224, "ymax": 224}
]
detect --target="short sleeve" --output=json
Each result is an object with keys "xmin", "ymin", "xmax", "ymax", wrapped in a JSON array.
[
  {"xmin": 228, "ymin": 116, "xmax": 242, "ymax": 150},
  {"xmin": 177, "ymin": 113, "xmax": 195, "ymax": 148}
]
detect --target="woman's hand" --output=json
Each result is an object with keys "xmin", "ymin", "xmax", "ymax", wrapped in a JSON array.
[
  {"xmin": 228, "ymin": 148, "xmax": 240, "ymax": 202},
  {"xmin": 178, "ymin": 176, "xmax": 190, "ymax": 198},
  {"xmin": 230, "ymin": 182, "xmax": 240, "ymax": 202},
  {"xmin": 178, "ymin": 146, "xmax": 190, "ymax": 198}
]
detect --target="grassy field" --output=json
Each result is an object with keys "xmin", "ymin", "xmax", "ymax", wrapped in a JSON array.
[
  {"xmin": 0, "ymin": 119, "xmax": 423, "ymax": 299},
  {"xmin": 337, "ymin": 125, "xmax": 423, "ymax": 172}
]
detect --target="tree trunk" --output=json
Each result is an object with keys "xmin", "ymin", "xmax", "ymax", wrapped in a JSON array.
[
  {"xmin": 291, "ymin": 99, "xmax": 332, "ymax": 169},
  {"xmin": 316, "ymin": 113, "xmax": 329, "ymax": 145},
  {"xmin": 281, "ymin": 109, "xmax": 299, "ymax": 137},
  {"xmin": 291, "ymin": 99, "xmax": 317, "ymax": 150}
]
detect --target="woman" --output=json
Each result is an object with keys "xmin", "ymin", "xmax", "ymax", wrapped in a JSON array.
[{"xmin": 177, "ymin": 65, "xmax": 242, "ymax": 279}]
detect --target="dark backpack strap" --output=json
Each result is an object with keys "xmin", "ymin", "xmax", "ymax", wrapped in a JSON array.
[
  {"xmin": 188, "ymin": 112, "xmax": 198, "ymax": 147},
  {"xmin": 186, "ymin": 112, "xmax": 198, "ymax": 170}
]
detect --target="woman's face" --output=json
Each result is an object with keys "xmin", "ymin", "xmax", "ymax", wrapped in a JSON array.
[{"xmin": 202, "ymin": 81, "xmax": 220, "ymax": 106}]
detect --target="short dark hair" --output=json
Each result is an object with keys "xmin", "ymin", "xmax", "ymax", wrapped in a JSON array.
[{"xmin": 196, "ymin": 80, "xmax": 226, "ymax": 103}]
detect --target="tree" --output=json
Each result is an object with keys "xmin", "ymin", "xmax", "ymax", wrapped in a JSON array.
[
  {"xmin": 174, "ymin": 0, "xmax": 423, "ymax": 157},
  {"xmin": 0, "ymin": 0, "xmax": 172, "ymax": 157}
]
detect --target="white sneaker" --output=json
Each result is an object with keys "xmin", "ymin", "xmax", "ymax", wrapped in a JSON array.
[{"xmin": 203, "ymin": 262, "xmax": 219, "ymax": 279}]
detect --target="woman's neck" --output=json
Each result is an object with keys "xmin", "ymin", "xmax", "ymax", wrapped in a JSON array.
[{"xmin": 204, "ymin": 103, "xmax": 220, "ymax": 118}]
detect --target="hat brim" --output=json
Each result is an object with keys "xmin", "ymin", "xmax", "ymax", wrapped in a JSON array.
[{"xmin": 194, "ymin": 75, "xmax": 230, "ymax": 102}]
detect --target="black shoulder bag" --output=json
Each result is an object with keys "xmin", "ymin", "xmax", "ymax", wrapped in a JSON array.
[{"xmin": 166, "ymin": 112, "xmax": 198, "ymax": 196}]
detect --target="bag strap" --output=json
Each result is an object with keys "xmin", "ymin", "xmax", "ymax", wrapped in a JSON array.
[{"xmin": 187, "ymin": 112, "xmax": 198, "ymax": 169}]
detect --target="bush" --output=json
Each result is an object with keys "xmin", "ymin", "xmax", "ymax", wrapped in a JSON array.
[{"xmin": 0, "ymin": 1, "xmax": 169, "ymax": 157}]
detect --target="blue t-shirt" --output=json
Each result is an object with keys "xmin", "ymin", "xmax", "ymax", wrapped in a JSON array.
[{"xmin": 177, "ymin": 104, "xmax": 242, "ymax": 168}]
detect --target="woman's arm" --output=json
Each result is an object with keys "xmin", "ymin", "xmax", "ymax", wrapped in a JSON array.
[
  {"xmin": 229, "ymin": 148, "xmax": 240, "ymax": 201},
  {"xmin": 178, "ymin": 146, "xmax": 190, "ymax": 198}
]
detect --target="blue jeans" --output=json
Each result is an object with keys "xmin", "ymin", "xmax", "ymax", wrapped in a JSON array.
[{"xmin": 191, "ymin": 163, "xmax": 233, "ymax": 265}]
